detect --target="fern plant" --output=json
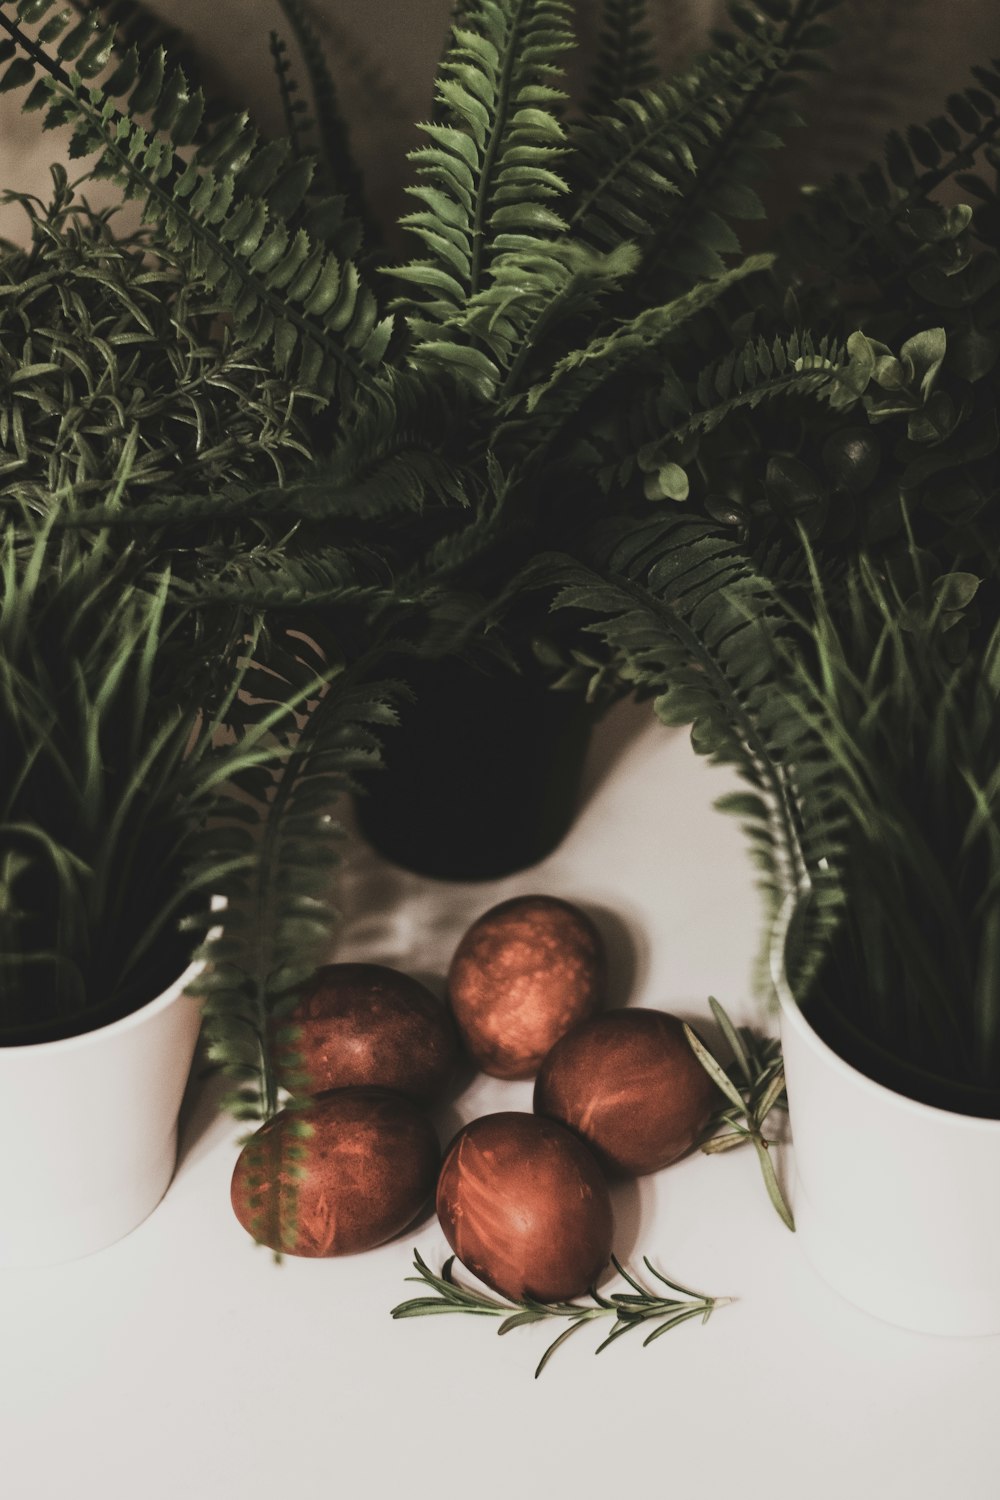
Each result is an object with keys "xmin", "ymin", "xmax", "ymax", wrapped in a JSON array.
[{"xmin": 537, "ymin": 514, "xmax": 847, "ymax": 1001}]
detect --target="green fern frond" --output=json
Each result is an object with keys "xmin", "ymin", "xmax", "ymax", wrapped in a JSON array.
[
  {"xmin": 198, "ymin": 651, "xmax": 411, "ymax": 1122},
  {"xmin": 690, "ymin": 328, "xmax": 855, "ymax": 416},
  {"xmin": 265, "ymin": 25, "xmax": 372, "ymax": 267},
  {"xmin": 541, "ymin": 514, "xmax": 846, "ymax": 993},
  {"xmin": 478, "ymin": 236, "xmax": 641, "ymax": 398},
  {"xmin": 76, "ymin": 0, "xmax": 228, "ymax": 149},
  {"xmin": 78, "ymin": 0, "xmax": 206, "ymax": 85},
  {"xmin": 568, "ymin": 21, "xmax": 777, "ymax": 256},
  {"xmin": 511, "ymin": 251, "xmax": 773, "ymax": 463},
  {"xmin": 599, "ymin": 327, "xmax": 866, "ymax": 499},
  {"xmin": 625, "ymin": 0, "xmax": 840, "ymax": 298},
  {"xmin": 313, "ymin": 365, "xmax": 480, "ymax": 515},
  {"xmin": 172, "ymin": 544, "xmax": 391, "ymax": 613},
  {"xmin": 235, "ymin": 365, "xmax": 481, "ymax": 520},
  {"xmin": 0, "ymin": 2, "xmax": 391, "ymax": 402},
  {"xmin": 388, "ymin": 456, "xmax": 511, "ymax": 610},
  {"xmin": 255, "ymin": 451, "xmax": 474, "ymax": 524},
  {"xmin": 389, "ymin": 0, "xmax": 575, "ymax": 391},
  {"xmin": 583, "ymin": 0, "xmax": 659, "ymax": 115}
]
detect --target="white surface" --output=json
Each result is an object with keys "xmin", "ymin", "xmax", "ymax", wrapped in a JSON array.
[
  {"xmin": 778, "ymin": 969, "xmax": 1000, "ymax": 1337},
  {"xmin": 3, "ymin": 699, "xmax": 999, "ymax": 1500},
  {"xmin": 0, "ymin": 954, "xmax": 201, "ymax": 1267}
]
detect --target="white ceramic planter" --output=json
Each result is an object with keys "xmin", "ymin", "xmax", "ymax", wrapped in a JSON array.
[
  {"xmin": 0, "ymin": 955, "xmax": 203, "ymax": 1267},
  {"xmin": 774, "ymin": 904, "xmax": 1000, "ymax": 1336}
]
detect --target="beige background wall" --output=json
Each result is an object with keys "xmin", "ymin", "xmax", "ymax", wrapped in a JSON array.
[{"xmin": 1, "ymin": 1, "xmax": 998, "ymax": 245}]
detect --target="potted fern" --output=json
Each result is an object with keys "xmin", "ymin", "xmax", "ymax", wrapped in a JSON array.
[{"xmin": 0, "ymin": 0, "xmax": 843, "ymax": 878}]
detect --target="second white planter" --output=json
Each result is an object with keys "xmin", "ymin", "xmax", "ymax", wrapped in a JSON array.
[
  {"xmin": 774, "ymin": 905, "xmax": 1000, "ymax": 1337},
  {"xmin": 0, "ymin": 953, "xmax": 204, "ymax": 1268}
]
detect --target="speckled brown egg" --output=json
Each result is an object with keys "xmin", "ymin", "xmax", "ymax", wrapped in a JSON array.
[
  {"xmin": 436, "ymin": 1112, "xmax": 614, "ymax": 1302},
  {"xmin": 230, "ymin": 1087, "xmax": 440, "ymax": 1256},
  {"xmin": 271, "ymin": 963, "xmax": 460, "ymax": 1105},
  {"xmin": 447, "ymin": 895, "xmax": 605, "ymax": 1079},
  {"xmin": 533, "ymin": 1009, "xmax": 718, "ymax": 1176}
]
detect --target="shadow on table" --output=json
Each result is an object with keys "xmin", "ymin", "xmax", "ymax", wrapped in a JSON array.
[
  {"xmin": 176, "ymin": 1051, "xmax": 232, "ymax": 1174},
  {"xmin": 576, "ymin": 694, "xmax": 664, "ymax": 810}
]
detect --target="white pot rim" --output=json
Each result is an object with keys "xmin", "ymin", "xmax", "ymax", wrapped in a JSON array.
[
  {"xmin": 0, "ymin": 949, "xmax": 206, "ymax": 1059},
  {"xmin": 772, "ymin": 892, "xmax": 1000, "ymax": 1133}
]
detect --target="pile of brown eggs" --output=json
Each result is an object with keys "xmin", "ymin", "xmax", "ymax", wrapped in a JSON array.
[{"xmin": 230, "ymin": 894, "xmax": 719, "ymax": 1300}]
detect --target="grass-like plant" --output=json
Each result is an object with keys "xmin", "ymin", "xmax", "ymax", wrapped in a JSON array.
[
  {"xmin": 0, "ymin": 499, "xmax": 334, "ymax": 1044},
  {"xmin": 773, "ymin": 545, "xmax": 1000, "ymax": 1114}
]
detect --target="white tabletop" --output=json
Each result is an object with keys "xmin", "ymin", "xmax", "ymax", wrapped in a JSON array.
[{"xmin": 4, "ymin": 698, "xmax": 999, "ymax": 1500}]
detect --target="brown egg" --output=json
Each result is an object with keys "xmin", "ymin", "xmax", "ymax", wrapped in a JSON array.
[
  {"xmin": 533, "ymin": 1009, "xmax": 718, "ymax": 1176},
  {"xmin": 230, "ymin": 1087, "xmax": 440, "ymax": 1256},
  {"xmin": 436, "ymin": 1112, "xmax": 613, "ymax": 1302},
  {"xmin": 447, "ymin": 895, "xmax": 604, "ymax": 1079},
  {"xmin": 271, "ymin": 963, "xmax": 460, "ymax": 1105}
]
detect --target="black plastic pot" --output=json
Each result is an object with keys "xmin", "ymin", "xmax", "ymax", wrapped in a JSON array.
[{"xmin": 355, "ymin": 657, "xmax": 598, "ymax": 881}]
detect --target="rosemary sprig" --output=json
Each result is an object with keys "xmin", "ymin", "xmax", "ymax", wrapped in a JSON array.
[
  {"xmin": 685, "ymin": 996, "xmax": 795, "ymax": 1231},
  {"xmin": 391, "ymin": 1249, "xmax": 733, "ymax": 1378}
]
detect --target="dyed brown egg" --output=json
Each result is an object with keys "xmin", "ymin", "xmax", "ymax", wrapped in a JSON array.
[
  {"xmin": 447, "ymin": 895, "xmax": 604, "ymax": 1079},
  {"xmin": 533, "ymin": 1009, "xmax": 718, "ymax": 1176},
  {"xmin": 436, "ymin": 1112, "xmax": 614, "ymax": 1302},
  {"xmin": 272, "ymin": 963, "xmax": 460, "ymax": 1105},
  {"xmin": 230, "ymin": 1087, "xmax": 440, "ymax": 1256}
]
